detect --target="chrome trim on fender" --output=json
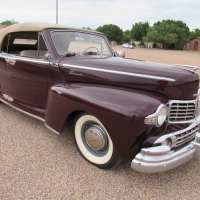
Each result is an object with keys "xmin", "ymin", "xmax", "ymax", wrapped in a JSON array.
[{"xmin": 60, "ymin": 64, "xmax": 176, "ymax": 82}]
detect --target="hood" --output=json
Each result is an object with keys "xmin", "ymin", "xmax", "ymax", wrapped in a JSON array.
[{"xmin": 59, "ymin": 56, "xmax": 199, "ymax": 100}]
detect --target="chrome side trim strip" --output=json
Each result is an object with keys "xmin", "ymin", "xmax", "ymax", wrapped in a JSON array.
[
  {"xmin": 0, "ymin": 54, "xmax": 49, "ymax": 65},
  {"xmin": 60, "ymin": 64, "xmax": 176, "ymax": 82},
  {"xmin": 0, "ymin": 97, "xmax": 61, "ymax": 135},
  {"xmin": 0, "ymin": 97, "xmax": 45, "ymax": 122},
  {"xmin": 45, "ymin": 124, "xmax": 60, "ymax": 135}
]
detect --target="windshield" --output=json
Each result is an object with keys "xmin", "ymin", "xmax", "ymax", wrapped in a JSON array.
[{"xmin": 51, "ymin": 31, "xmax": 112, "ymax": 57}]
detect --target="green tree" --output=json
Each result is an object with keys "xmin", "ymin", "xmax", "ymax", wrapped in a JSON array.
[
  {"xmin": 96, "ymin": 24, "xmax": 123, "ymax": 43},
  {"xmin": 130, "ymin": 22, "xmax": 149, "ymax": 42},
  {"xmin": 123, "ymin": 30, "xmax": 131, "ymax": 42},
  {"xmin": 144, "ymin": 19, "xmax": 190, "ymax": 49},
  {"xmin": 190, "ymin": 28, "xmax": 200, "ymax": 39},
  {"xmin": 0, "ymin": 20, "xmax": 18, "ymax": 25}
]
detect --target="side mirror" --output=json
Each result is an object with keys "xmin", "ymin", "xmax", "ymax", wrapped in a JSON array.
[{"xmin": 115, "ymin": 50, "xmax": 125, "ymax": 58}]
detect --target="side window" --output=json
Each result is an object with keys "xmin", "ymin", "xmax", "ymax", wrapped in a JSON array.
[
  {"xmin": 1, "ymin": 32, "xmax": 47, "ymax": 58},
  {"xmin": 38, "ymin": 33, "xmax": 48, "ymax": 57}
]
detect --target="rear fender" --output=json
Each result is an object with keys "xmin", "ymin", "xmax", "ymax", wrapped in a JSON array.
[{"xmin": 45, "ymin": 83, "xmax": 167, "ymax": 160}]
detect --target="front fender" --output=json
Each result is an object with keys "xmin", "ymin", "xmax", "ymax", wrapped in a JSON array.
[{"xmin": 45, "ymin": 83, "xmax": 167, "ymax": 160}]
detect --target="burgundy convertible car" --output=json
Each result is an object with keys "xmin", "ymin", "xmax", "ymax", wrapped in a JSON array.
[{"xmin": 0, "ymin": 22, "xmax": 200, "ymax": 173}]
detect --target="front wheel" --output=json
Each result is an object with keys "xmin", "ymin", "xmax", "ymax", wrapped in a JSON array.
[{"xmin": 73, "ymin": 113, "xmax": 120, "ymax": 169}]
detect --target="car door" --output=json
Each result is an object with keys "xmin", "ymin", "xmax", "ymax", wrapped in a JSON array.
[{"xmin": 1, "ymin": 32, "xmax": 49, "ymax": 118}]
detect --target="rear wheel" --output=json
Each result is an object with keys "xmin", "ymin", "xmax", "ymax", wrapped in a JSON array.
[{"xmin": 73, "ymin": 113, "xmax": 120, "ymax": 169}]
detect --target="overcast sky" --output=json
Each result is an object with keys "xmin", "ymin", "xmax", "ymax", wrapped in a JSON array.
[{"xmin": 1, "ymin": 0, "xmax": 199, "ymax": 31}]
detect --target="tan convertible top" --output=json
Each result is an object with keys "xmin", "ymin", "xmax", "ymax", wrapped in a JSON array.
[{"xmin": 0, "ymin": 22, "xmax": 99, "ymax": 47}]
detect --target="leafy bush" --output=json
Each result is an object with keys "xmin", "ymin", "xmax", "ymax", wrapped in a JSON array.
[
  {"xmin": 153, "ymin": 43, "xmax": 159, "ymax": 48},
  {"xmin": 132, "ymin": 42, "xmax": 135, "ymax": 47}
]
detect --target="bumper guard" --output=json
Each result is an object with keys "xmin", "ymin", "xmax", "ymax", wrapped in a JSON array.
[{"xmin": 131, "ymin": 132, "xmax": 200, "ymax": 173}]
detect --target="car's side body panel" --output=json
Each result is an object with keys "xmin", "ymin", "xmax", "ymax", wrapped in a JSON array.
[
  {"xmin": 0, "ymin": 55, "xmax": 8, "ymax": 98},
  {"xmin": 58, "ymin": 57, "xmax": 199, "ymax": 100},
  {"xmin": 0, "ymin": 53, "xmax": 49, "ymax": 117},
  {"xmin": 45, "ymin": 83, "xmax": 167, "ymax": 160}
]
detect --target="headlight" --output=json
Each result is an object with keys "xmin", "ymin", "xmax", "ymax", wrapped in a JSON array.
[
  {"xmin": 144, "ymin": 104, "xmax": 168, "ymax": 127},
  {"xmin": 157, "ymin": 106, "xmax": 168, "ymax": 126}
]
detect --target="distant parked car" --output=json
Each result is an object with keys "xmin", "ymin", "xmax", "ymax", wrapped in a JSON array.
[{"xmin": 122, "ymin": 43, "xmax": 134, "ymax": 49}]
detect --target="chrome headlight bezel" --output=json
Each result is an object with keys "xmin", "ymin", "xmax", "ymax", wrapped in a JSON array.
[
  {"xmin": 198, "ymin": 88, "xmax": 200, "ymax": 102},
  {"xmin": 197, "ymin": 88, "xmax": 200, "ymax": 101},
  {"xmin": 144, "ymin": 104, "xmax": 168, "ymax": 127},
  {"xmin": 194, "ymin": 87, "xmax": 200, "ymax": 102}
]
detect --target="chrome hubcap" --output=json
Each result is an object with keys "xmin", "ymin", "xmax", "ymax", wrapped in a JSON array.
[{"xmin": 84, "ymin": 125, "xmax": 107, "ymax": 151}]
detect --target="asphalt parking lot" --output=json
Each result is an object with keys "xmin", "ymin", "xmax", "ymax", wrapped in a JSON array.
[{"xmin": 1, "ymin": 48, "xmax": 200, "ymax": 199}]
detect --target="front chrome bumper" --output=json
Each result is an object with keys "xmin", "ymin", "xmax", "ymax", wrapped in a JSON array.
[{"xmin": 131, "ymin": 132, "xmax": 200, "ymax": 173}]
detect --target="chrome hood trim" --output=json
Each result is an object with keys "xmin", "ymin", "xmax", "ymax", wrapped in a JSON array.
[{"xmin": 60, "ymin": 63, "xmax": 176, "ymax": 82}]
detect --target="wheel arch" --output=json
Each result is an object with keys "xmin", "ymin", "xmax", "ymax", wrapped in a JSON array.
[{"xmin": 45, "ymin": 83, "xmax": 168, "ymax": 160}]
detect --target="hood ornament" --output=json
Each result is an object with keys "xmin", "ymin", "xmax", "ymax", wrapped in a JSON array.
[{"xmin": 173, "ymin": 64, "xmax": 199, "ymax": 73}]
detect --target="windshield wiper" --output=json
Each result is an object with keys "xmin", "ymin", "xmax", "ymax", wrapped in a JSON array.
[
  {"xmin": 82, "ymin": 51, "xmax": 98, "ymax": 56},
  {"xmin": 61, "ymin": 52, "xmax": 76, "ymax": 57}
]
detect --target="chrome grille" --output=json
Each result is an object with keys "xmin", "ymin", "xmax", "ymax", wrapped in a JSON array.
[
  {"xmin": 175, "ymin": 125, "xmax": 198, "ymax": 147},
  {"xmin": 169, "ymin": 101, "xmax": 196, "ymax": 122}
]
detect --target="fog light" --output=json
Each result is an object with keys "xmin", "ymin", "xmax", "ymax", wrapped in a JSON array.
[{"xmin": 162, "ymin": 138, "xmax": 172, "ymax": 147}]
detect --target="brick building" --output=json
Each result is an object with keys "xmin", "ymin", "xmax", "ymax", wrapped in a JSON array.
[{"xmin": 189, "ymin": 37, "xmax": 200, "ymax": 51}]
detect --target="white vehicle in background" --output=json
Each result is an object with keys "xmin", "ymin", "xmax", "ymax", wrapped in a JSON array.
[{"xmin": 122, "ymin": 43, "xmax": 134, "ymax": 49}]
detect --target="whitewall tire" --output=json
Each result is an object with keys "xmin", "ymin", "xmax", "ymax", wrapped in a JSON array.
[{"xmin": 73, "ymin": 113, "xmax": 120, "ymax": 169}]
